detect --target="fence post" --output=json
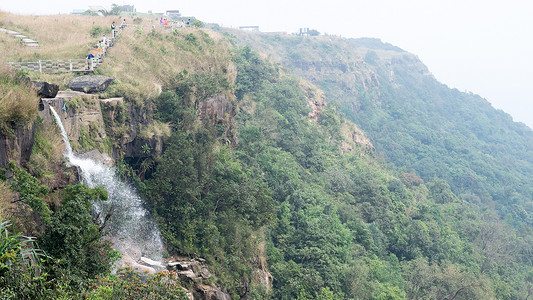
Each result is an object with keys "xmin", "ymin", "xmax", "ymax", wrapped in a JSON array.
[
  {"xmin": 38, "ymin": 60, "xmax": 42, "ymax": 73},
  {"xmin": 69, "ymin": 60, "xmax": 73, "ymax": 71}
]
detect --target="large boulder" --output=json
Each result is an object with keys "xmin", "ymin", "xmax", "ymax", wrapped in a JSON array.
[
  {"xmin": 31, "ymin": 81, "xmax": 59, "ymax": 98},
  {"xmin": 69, "ymin": 75, "xmax": 114, "ymax": 93}
]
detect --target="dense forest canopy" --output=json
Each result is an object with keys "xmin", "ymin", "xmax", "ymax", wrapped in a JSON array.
[{"xmin": 227, "ymin": 30, "xmax": 533, "ymax": 225}]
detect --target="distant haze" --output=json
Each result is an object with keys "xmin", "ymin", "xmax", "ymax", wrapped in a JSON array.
[{"xmin": 2, "ymin": 0, "xmax": 532, "ymax": 129}]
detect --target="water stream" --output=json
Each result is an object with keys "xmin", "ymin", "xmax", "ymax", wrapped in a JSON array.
[{"xmin": 50, "ymin": 107, "xmax": 163, "ymax": 265}]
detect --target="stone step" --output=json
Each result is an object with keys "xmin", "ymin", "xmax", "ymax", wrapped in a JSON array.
[{"xmin": 0, "ymin": 27, "xmax": 39, "ymax": 47}]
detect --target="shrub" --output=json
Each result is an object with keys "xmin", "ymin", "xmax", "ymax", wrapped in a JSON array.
[
  {"xmin": 89, "ymin": 25, "xmax": 104, "ymax": 37},
  {"xmin": 191, "ymin": 20, "xmax": 204, "ymax": 28},
  {"xmin": 85, "ymin": 269, "xmax": 189, "ymax": 299},
  {"xmin": 40, "ymin": 184, "xmax": 119, "ymax": 286},
  {"xmin": 5, "ymin": 161, "xmax": 51, "ymax": 226},
  {"xmin": 0, "ymin": 217, "xmax": 49, "ymax": 299},
  {"xmin": 138, "ymin": 121, "xmax": 172, "ymax": 140},
  {"xmin": 0, "ymin": 63, "xmax": 39, "ymax": 129}
]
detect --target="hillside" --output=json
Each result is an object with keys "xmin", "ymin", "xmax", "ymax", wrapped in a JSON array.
[
  {"xmin": 227, "ymin": 29, "xmax": 533, "ymax": 224},
  {"xmin": 1, "ymin": 12, "xmax": 533, "ymax": 299}
]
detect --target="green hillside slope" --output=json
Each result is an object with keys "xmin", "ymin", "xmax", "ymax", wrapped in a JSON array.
[{"xmin": 228, "ymin": 30, "xmax": 533, "ymax": 225}]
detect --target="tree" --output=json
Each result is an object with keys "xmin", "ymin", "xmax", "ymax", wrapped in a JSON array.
[
  {"xmin": 109, "ymin": 4, "xmax": 122, "ymax": 15},
  {"xmin": 40, "ymin": 185, "xmax": 118, "ymax": 285},
  {"xmin": 308, "ymin": 29, "xmax": 320, "ymax": 36}
]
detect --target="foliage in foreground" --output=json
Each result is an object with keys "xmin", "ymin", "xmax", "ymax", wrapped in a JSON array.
[{"xmin": 83, "ymin": 268, "xmax": 188, "ymax": 300}]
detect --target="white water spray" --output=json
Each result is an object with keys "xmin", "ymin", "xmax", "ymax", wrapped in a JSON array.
[{"xmin": 50, "ymin": 107, "xmax": 163, "ymax": 264}]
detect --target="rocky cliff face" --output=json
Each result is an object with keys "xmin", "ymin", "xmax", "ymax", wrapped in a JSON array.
[
  {"xmin": 39, "ymin": 90, "xmax": 166, "ymax": 164},
  {"xmin": 198, "ymin": 92, "xmax": 238, "ymax": 144},
  {"xmin": 0, "ymin": 122, "xmax": 35, "ymax": 169},
  {"xmin": 40, "ymin": 91, "xmax": 112, "ymax": 163}
]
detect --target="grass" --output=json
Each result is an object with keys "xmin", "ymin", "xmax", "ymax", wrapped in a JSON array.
[
  {"xmin": 1, "ymin": 12, "xmax": 236, "ymax": 104},
  {"xmin": 26, "ymin": 118, "xmax": 65, "ymax": 188},
  {"xmin": 0, "ymin": 62, "xmax": 39, "ymax": 129},
  {"xmin": 138, "ymin": 120, "xmax": 171, "ymax": 140},
  {"xmin": 0, "ymin": 11, "xmax": 118, "ymax": 61},
  {"xmin": 99, "ymin": 26, "xmax": 236, "ymax": 104}
]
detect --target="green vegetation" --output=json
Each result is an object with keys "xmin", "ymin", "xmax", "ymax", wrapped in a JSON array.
[
  {"xmin": 89, "ymin": 26, "xmax": 105, "ymax": 38},
  {"xmin": 83, "ymin": 269, "xmax": 188, "ymax": 299},
  {"xmin": 3, "ymin": 161, "xmax": 50, "ymax": 227},
  {"xmin": 0, "ymin": 217, "xmax": 48, "ymax": 300},
  {"xmin": 40, "ymin": 185, "xmax": 117, "ymax": 287},
  {"xmin": 0, "ymin": 63, "xmax": 39, "ymax": 132},
  {"xmin": 224, "ymin": 31, "xmax": 533, "ymax": 298},
  {"xmin": 115, "ymin": 43, "xmax": 533, "ymax": 298},
  {"xmin": 2, "ymin": 12, "xmax": 533, "ymax": 299}
]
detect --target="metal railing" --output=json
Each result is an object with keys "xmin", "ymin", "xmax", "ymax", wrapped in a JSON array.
[
  {"xmin": 7, "ymin": 29, "xmax": 121, "ymax": 74},
  {"xmin": 8, "ymin": 59, "xmax": 97, "ymax": 73}
]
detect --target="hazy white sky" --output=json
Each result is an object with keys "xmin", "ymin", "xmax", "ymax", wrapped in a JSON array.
[{"xmin": 2, "ymin": 0, "xmax": 532, "ymax": 129}]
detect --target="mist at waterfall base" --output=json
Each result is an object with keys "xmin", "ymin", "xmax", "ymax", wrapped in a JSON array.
[{"xmin": 50, "ymin": 107, "xmax": 163, "ymax": 266}]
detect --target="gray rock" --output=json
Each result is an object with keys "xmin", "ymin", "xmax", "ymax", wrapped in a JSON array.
[
  {"xmin": 195, "ymin": 284, "xmax": 231, "ymax": 300},
  {"xmin": 140, "ymin": 257, "xmax": 165, "ymax": 270},
  {"xmin": 178, "ymin": 270, "xmax": 201, "ymax": 283},
  {"xmin": 69, "ymin": 75, "xmax": 114, "ymax": 93},
  {"xmin": 31, "ymin": 81, "xmax": 59, "ymax": 98},
  {"xmin": 0, "ymin": 123, "xmax": 35, "ymax": 169},
  {"xmin": 200, "ymin": 267, "xmax": 212, "ymax": 279}
]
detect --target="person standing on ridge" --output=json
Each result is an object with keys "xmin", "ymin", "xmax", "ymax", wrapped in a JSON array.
[
  {"xmin": 120, "ymin": 18, "xmax": 126, "ymax": 29},
  {"xmin": 111, "ymin": 21, "xmax": 116, "ymax": 38}
]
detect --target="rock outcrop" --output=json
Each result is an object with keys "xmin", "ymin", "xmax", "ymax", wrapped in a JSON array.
[
  {"xmin": 69, "ymin": 75, "xmax": 114, "ymax": 93},
  {"xmin": 31, "ymin": 81, "xmax": 59, "ymax": 98},
  {"xmin": 40, "ymin": 91, "xmax": 112, "ymax": 162},
  {"xmin": 167, "ymin": 257, "xmax": 230, "ymax": 300},
  {"xmin": 199, "ymin": 93, "xmax": 237, "ymax": 144},
  {"xmin": 340, "ymin": 122, "xmax": 374, "ymax": 156}
]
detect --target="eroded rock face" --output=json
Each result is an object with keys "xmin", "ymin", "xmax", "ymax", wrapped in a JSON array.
[
  {"xmin": 0, "ymin": 123, "xmax": 35, "ymax": 169},
  {"xmin": 196, "ymin": 284, "xmax": 231, "ymax": 300},
  {"xmin": 31, "ymin": 81, "xmax": 59, "ymax": 98},
  {"xmin": 69, "ymin": 75, "xmax": 114, "ymax": 93},
  {"xmin": 199, "ymin": 93, "xmax": 237, "ymax": 145},
  {"xmin": 167, "ymin": 258, "xmax": 230, "ymax": 300},
  {"xmin": 40, "ymin": 91, "xmax": 107, "ymax": 145}
]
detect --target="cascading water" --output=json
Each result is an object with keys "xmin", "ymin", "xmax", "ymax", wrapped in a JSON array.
[{"xmin": 50, "ymin": 107, "xmax": 163, "ymax": 267}]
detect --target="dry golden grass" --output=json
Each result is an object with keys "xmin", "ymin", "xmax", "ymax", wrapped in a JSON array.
[
  {"xmin": 1, "ymin": 12, "xmax": 236, "ymax": 102},
  {"xmin": 0, "ymin": 11, "xmax": 125, "ymax": 61},
  {"xmin": 138, "ymin": 120, "xmax": 172, "ymax": 140},
  {"xmin": 0, "ymin": 62, "xmax": 39, "ymax": 126},
  {"xmin": 100, "ymin": 26, "xmax": 236, "ymax": 103}
]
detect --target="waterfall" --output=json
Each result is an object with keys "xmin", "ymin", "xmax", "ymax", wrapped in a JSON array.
[{"xmin": 50, "ymin": 107, "xmax": 163, "ymax": 266}]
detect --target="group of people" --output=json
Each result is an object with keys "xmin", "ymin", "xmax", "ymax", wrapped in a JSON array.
[
  {"xmin": 159, "ymin": 17, "xmax": 192, "ymax": 29},
  {"xmin": 86, "ymin": 19, "xmax": 126, "ymax": 70}
]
